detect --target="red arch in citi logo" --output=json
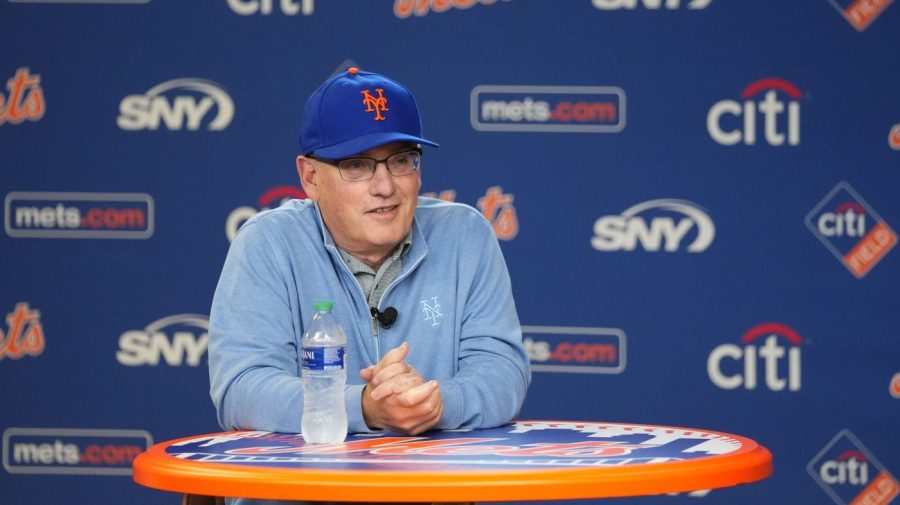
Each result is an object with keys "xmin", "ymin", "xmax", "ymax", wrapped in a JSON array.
[
  {"xmin": 226, "ymin": 185, "xmax": 308, "ymax": 242},
  {"xmin": 707, "ymin": 323, "xmax": 803, "ymax": 392}
]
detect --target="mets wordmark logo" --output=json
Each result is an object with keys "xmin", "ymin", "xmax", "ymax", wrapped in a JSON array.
[
  {"xmin": 361, "ymin": 88, "xmax": 388, "ymax": 121},
  {"xmin": 805, "ymin": 181, "xmax": 897, "ymax": 278},
  {"xmin": 808, "ymin": 430, "xmax": 899, "ymax": 505}
]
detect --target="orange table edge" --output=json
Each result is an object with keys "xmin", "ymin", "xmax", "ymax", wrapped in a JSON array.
[{"xmin": 133, "ymin": 429, "xmax": 773, "ymax": 502}]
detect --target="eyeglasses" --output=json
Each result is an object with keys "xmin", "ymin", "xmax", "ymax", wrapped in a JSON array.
[{"xmin": 311, "ymin": 149, "xmax": 422, "ymax": 182}]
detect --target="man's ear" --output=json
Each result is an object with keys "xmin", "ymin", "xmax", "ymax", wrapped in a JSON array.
[{"xmin": 296, "ymin": 155, "xmax": 319, "ymax": 201}]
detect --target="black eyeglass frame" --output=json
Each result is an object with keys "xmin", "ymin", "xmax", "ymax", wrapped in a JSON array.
[{"xmin": 308, "ymin": 148, "xmax": 423, "ymax": 182}]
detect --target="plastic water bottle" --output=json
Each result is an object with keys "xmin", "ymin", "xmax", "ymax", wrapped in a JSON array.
[{"xmin": 300, "ymin": 301, "xmax": 348, "ymax": 444}]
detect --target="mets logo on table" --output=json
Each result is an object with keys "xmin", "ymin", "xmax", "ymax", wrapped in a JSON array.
[
  {"xmin": 805, "ymin": 181, "xmax": 897, "ymax": 278},
  {"xmin": 808, "ymin": 430, "xmax": 899, "ymax": 505},
  {"xmin": 164, "ymin": 421, "xmax": 747, "ymax": 468}
]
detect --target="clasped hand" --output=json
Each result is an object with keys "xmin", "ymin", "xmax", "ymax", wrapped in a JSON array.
[{"xmin": 360, "ymin": 342, "xmax": 443, "ymax": 435}]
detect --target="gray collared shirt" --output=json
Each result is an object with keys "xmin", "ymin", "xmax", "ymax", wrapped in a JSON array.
[{"xmin": 337, "ymin": 233, "xmax": 412, "ymax": 308}]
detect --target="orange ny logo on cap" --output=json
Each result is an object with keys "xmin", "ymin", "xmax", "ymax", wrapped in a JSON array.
[{"xmin": 361, "ymin": 88, "xmax": 388, "ymax": 121}]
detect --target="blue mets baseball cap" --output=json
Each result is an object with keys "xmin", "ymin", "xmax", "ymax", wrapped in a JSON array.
[{"xmin": 299, "ymin": 67, "xmax": 439, "ymax": 158}]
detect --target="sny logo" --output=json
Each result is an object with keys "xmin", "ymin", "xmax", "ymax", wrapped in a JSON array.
[
  {"xmin": 361, "ymin": 88, "xmax": 388, "ymax": 121},
  {"xmin": 118, "ymin": 78, "xmax": 234, "ymax": 131},
  {"xmin": 805, "ymin": 181, "xmax": 897, "ymax": 278},
  {"xmin": 808, "ymin": 430, "xmax": 899, "ymax": 505},
  {"xmin": 116, "ymin": 314, "xmax": 209, "ymax": 366},
  {"xmin": 1, "ymin": 67, "xmax": 45, "ymax": 126},
  {"xmin": 420, "ymin": 297, "xmax": 442, "ymax": 327},
  {"xmin": 707, "ymin": 77, "xmax": 802, "ymax": 146},
  {"xmin": 591, "ymin": 199, "xmax": 715, "ymax": 253},
  {"xmin": 0, "ymin": 302, "xmax": 45, "ymax": 362},
  {"xmin": 707, "ymin": 323, "xmax": 803, "ymax": 392},
  {"xmin": 226, "ymin": 185, "xmax": 307, "ymax": 242}
]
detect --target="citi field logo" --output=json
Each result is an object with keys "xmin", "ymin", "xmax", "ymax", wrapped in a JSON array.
[
  {"xmin": 523, "ymin": 326, "xmax": 626, "ymax": 374},
  {"xmin": 808, "ymin": 430, "xmax": 899, "ymax": 505},
  {"xmin": 471, "ymin": 85, "xmax": 625, "ymax": 133},
  {"xmin": 117, "ymin": 78, "xmax": 234, "ymax": 131},
  {"xmin": 591, "ymin": 199, "xmax": 715, "ymax": 253},
  {"xmin": 2, "ymin": 428, "xmax": 152, "ymax": 476},
  {"xmin": 1, "ymin": 67, "xmax": 45, "ymax": 126},
  {"xmin": 707, "ymin": 323, "xmax": 803, "ymax": 392},
  {"xmin": 227, "ymin": 0, "xmax": 314, "ymax": 15},
  {"xmin": 395, "ymin": 0, "xmax": 510, "ymax": 18},
  {"xmin": 828, "ymin": 0, "xmax": 893, "ymax": 31},
  {"xmin": 226, "ymin": 185, "xmax": 307, "ymax": 242},
  {"xmin": 707, "ymin": 77, "xmax": 802, "ymax": 146},
  {"xmin": 805, "ymin": 181, "xmax": 897, "ymax": 278},
  {"xmin": 592, "ymin": 0, "xmax": 712, "ymax": 9},
  {"xmin": 0, "ymin": 302, "xmax": 45, "ymax": 362},
  {"xmin": 889, "ymin": 124, "xmax": 900, "ymax": 150},
  {"xmin": 4, "ymin": 192, "xmax": 154, "ymax": 239},
  {"xmin": 116, "ymin": 314, "xmax": 209, "ymax": 367},
  {"xmin": 891, "ymin": 373, "xmax": 900, "ymax": 399},
  {"xmin": 421, "ymin": 186, "xmax": 519, "ymax": 240}
]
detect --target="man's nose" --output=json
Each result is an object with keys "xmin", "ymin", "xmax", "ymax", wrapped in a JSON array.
[{"xmin": 368, "ymin": 162, "xmax": 396, "ymax": 195}]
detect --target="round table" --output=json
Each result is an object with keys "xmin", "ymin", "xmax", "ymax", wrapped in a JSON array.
[{"xmin": 133, "ymin": 420, "xmax": 772, "ymax": 502}]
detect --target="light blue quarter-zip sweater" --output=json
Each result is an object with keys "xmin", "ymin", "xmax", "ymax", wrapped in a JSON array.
[{"xmin": 208, "ymin": 196, "xmax": 531, "ymax": 438}]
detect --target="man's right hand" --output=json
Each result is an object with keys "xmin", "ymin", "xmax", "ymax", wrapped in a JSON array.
[{"xmin": 359, "ymin": 342, "xmax": 444, "ymax": 435}]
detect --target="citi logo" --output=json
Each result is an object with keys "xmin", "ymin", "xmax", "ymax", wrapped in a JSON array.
[
  {"xmin": 808, "ymin": 430, "xmax": 900, "ymax": 505},
  {"xmin": 116, "ymin": 314, "xmax": 209, "ymax": 367},
  {"xmin": 226, "ymin": 185, "xmax": 307, "ymax": 242},
  {"xmin": 707, "ymin": 77, "xmax": 802, "ymax": 146},
  {"xmin": 816, "ymin": 202, "xmax": 867, "ymax": 238},
  {"xmin": 806, "ymin": 181, "xmax": 897, "ymax": 279},
  {"xmin": 707, "ymin": 323, "xmax": 803, "ymax": 392},
  {"xmin": 117, "ymin": 78, "xmax": 234, "ymax": 131},
  {"xmin": 889, "ymin": 124, "xmax": 900, "ymax": 150},
  {"xmin": 228, "ymin": 0, "xmax": 314, "ymax": 16},
  {"xmin": 828, "ymin": 0, "xmax": 893, "ymax": 31},
  {"xmin": 591, "ymin": 199, "xmax": 715, "ymax": 253},
  {"xmin": 592, "ymin": 0, "xmax": 712, "ymax": 9},
  {"xmin": 820, "ymin": 451, "xmax": 870, "ymax": 486}
]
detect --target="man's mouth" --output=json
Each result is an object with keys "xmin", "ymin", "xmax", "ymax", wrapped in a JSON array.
[{"xmin": 368, "ymin": 205, "xmax": 399, "ymax": 214}]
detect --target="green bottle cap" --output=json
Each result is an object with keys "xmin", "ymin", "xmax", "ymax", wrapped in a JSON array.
[{"xmin": 313, "ymin": 301, "xmax": 333, "ymax": 312}]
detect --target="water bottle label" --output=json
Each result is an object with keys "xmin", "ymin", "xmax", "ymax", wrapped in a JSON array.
[{"xmin": 301, "ymin": 346, "xmax": 346, "ymax": 371}]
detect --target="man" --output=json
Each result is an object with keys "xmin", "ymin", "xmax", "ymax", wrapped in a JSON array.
[{"xmin": 208, "ymin": 68, "xmax": 530, "ymax": 445}]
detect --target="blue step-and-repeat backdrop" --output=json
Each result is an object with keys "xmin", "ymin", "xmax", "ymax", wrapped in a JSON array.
[{"xmin": 2, "ymin": 1, "xmax": 898, "ymax": 504}]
